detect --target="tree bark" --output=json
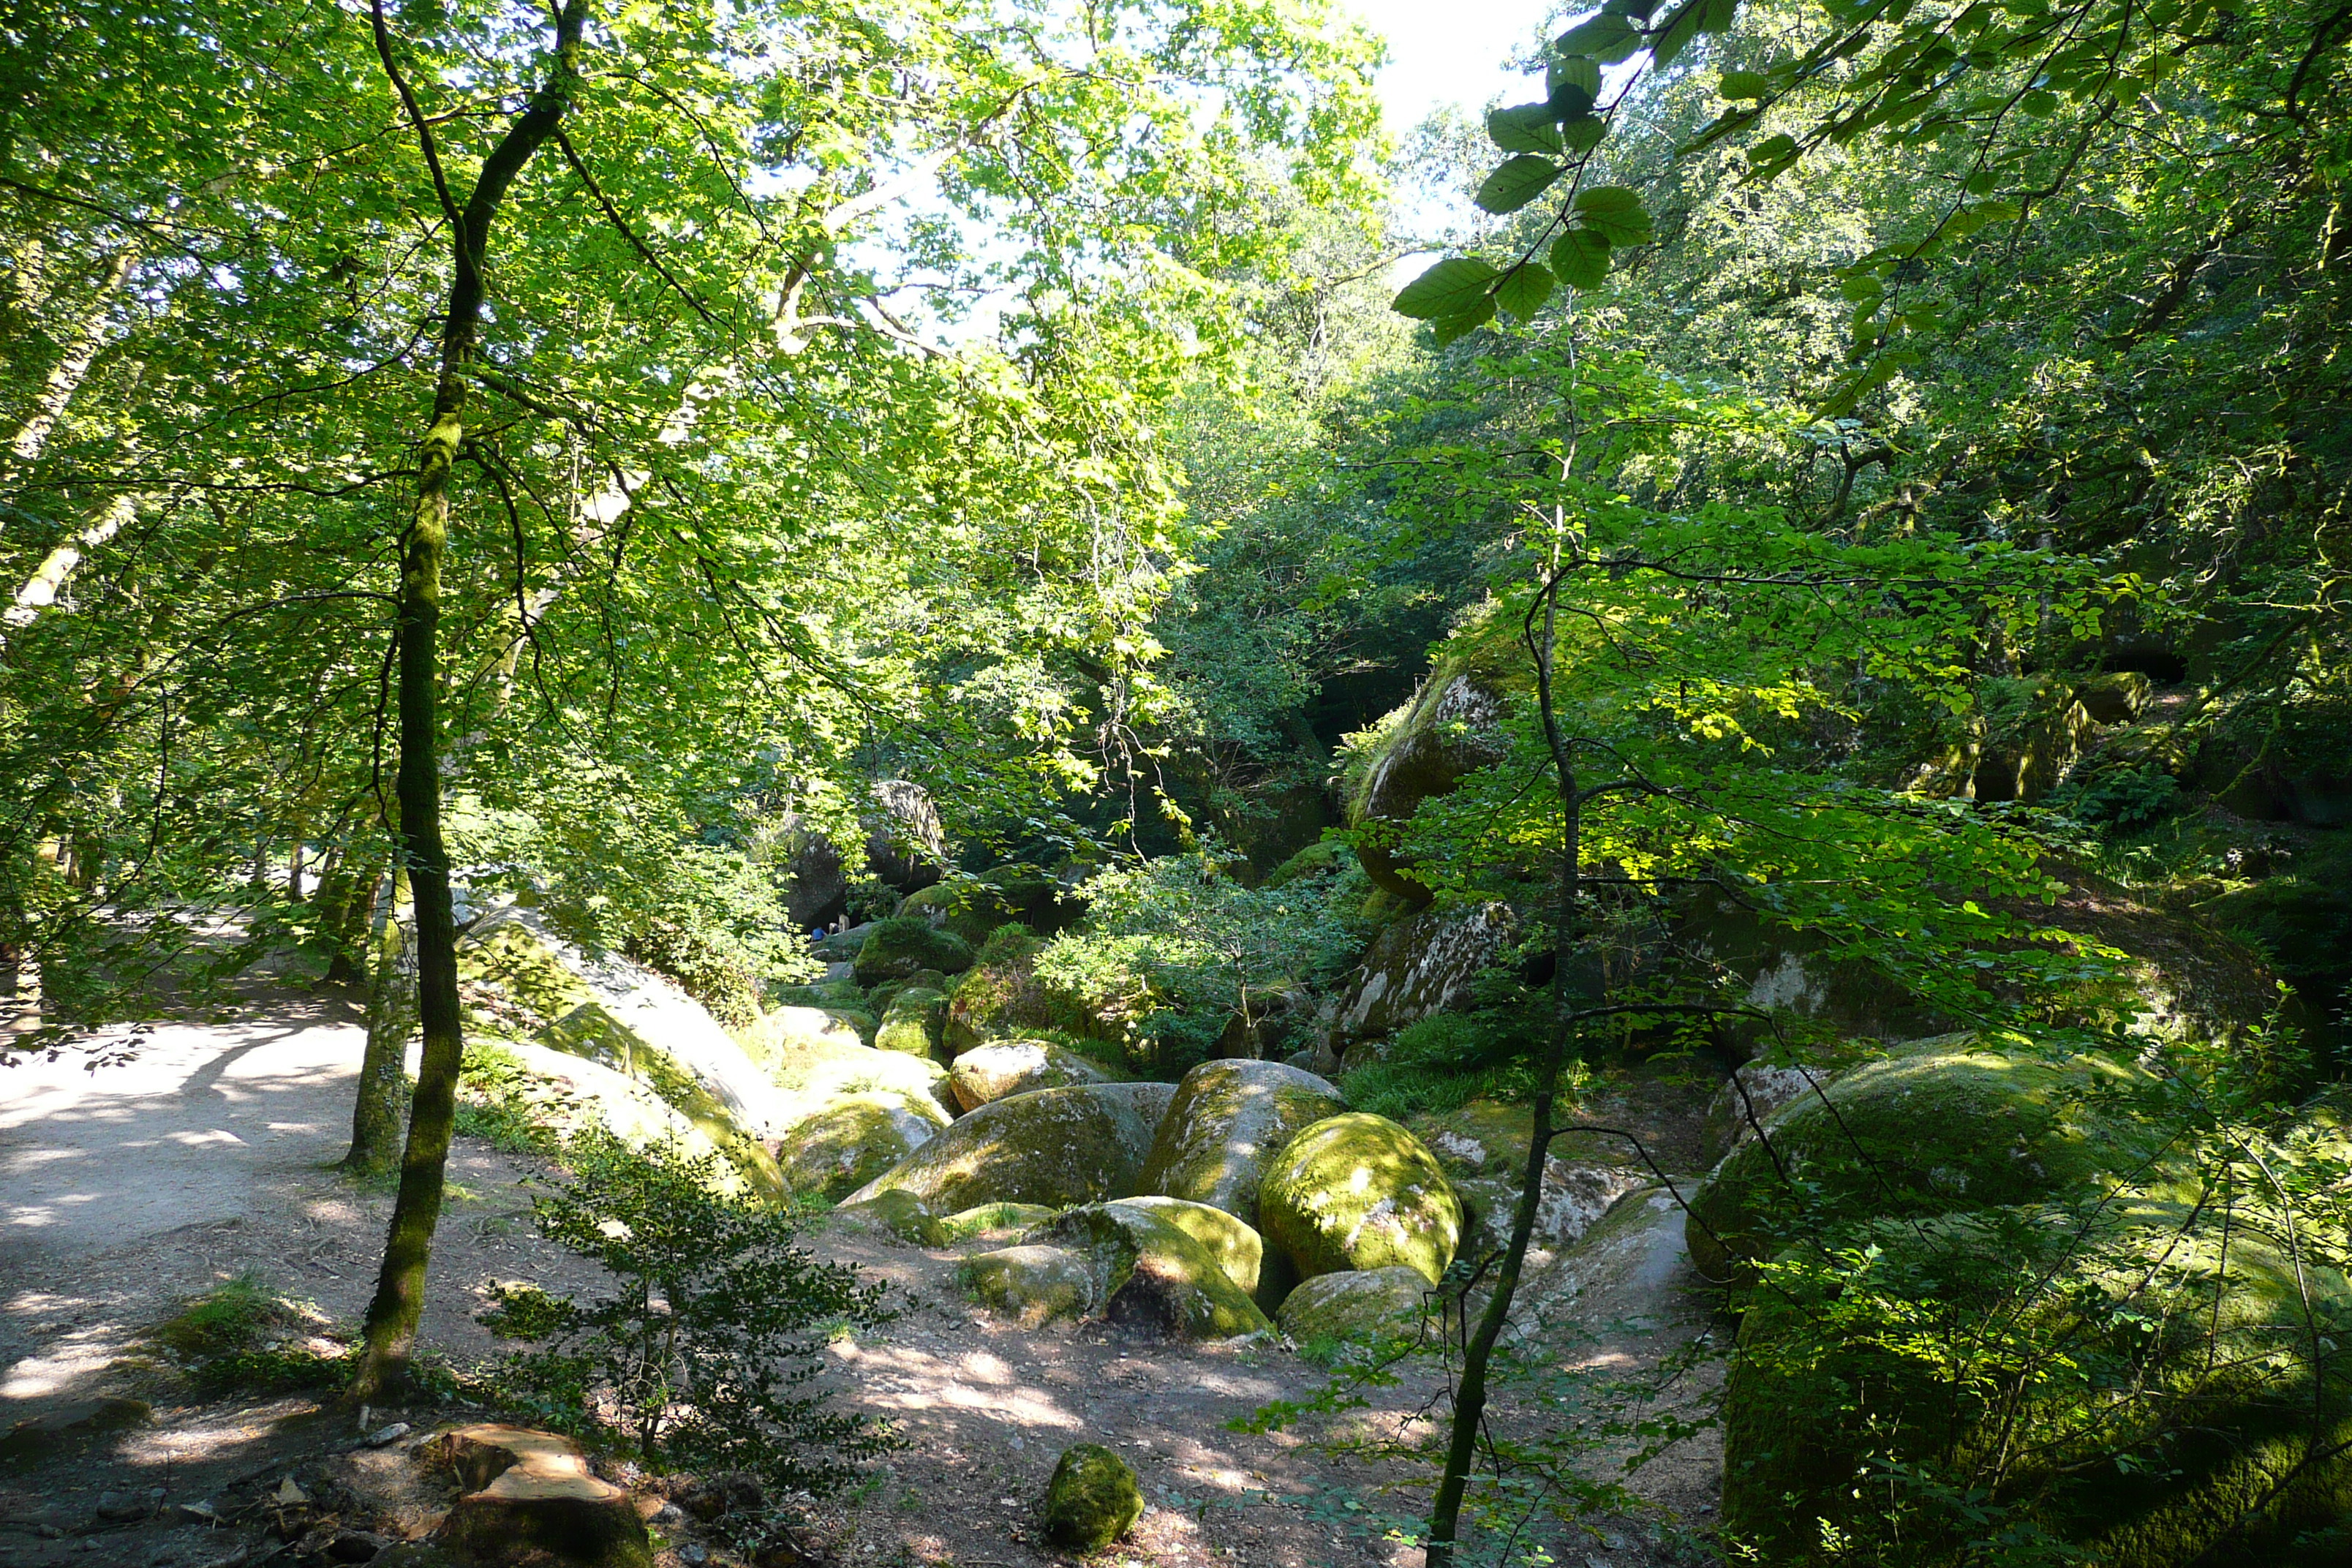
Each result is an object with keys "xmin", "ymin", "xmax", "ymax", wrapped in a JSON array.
[
  {"xmin": 1425, "ymin": 571, "xmax": 1580, "ymax": 1568},
  {"xmin": 350, "ymin": 0, "xmax": 587, "ymax": 1402},
  {"xmin": 0, "ymin": 248, "xmax": 132, "ymax": 497},
  {"xmin": 344, "ymin": 867, "xmax": 413, "ymax": 1172}
]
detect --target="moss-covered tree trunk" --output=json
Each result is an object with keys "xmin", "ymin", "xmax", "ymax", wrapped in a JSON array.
[
  {"xmin": 344, "ymin": 866, "xmax": 412, "ymax": 1172},
  {"xmin": 1425, "ymin": 571, "xmax": 1581, "ymax": 1568},
  {"xmin": 350, "ymin": 0, "xmax": 585, "ymax": 1401}
]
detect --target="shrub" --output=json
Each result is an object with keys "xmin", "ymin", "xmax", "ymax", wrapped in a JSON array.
[
  {"xmin": 2054, "ymin": 763, "xmax": 2182, "ymax": 832},
  {"xmin": 453, "ymin": 1042, "xmax": 559, "ymax": 1154},
  {"xmin": 480, "ymin": 1135, "xmax": 902, "ymax": 1497}
]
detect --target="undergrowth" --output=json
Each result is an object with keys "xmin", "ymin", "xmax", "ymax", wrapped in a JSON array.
[{"xmin": 150, "ymin": 1274, "xmax": 355, "ymax": 1395}]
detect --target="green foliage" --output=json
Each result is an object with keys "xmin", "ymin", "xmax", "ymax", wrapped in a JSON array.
[
  {"xmin": 1034, "ymin": 849, "xmax": 1363, "ymax": 1067},
  {"xmin": 2052, "ymin": 764, "xmax": 2183, "ymax": 834},
  {"xmin": 452, "ymin": 1044, "xmax": 561, "ymax": 1156},
  {"xmin": 480, "ymin": 1135, "xmax": 900, "ymax": 1497},
  {"xmin": 151, "ymin": 1275, "xmax": 355, "ymax": 1395},
  {"xmin": 1341, "ymin": 1006, "xmax": 1549, "ymax": 1121}
]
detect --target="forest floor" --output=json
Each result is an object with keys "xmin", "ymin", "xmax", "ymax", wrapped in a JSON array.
[{"xmin": 0, "ymin": 982, "xmax": 1719, "ymax": 1568}]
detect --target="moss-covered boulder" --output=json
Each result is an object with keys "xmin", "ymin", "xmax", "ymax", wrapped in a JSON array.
[
  {"xmin": 539, "ymin": 1002, "xmax": 788, "ymax": 1202},
  {"xmin": 1259, "ymin": 1113, "xmax": 1463, "ymax": 1284},
  {"xmin": 459, "ymin": 906, "xmax": 799, "ymax": 1205},
  {"xmin": 853, "ymin": 916, "xmax": 975, "ymax": 985},
  {"xmin": 462, "ymin": 1041, "xmax": 742, "ymax": 1188},
  {"xmin": 1723, "ymin": 1194, "xmax": 2352, "ymax": 1568},
  {"xmin": 735, "ymin": 1004, "xmax": 864, "ymax": 1064},
  {"xmin": 843, "ymin": 1082, "xmax": 1177, "ymax": 1213},
  {"xmin": 831, "ymin": 1189, "xmax": 949, "ymax": 1246},
  {"xmin": 1102, "ymin": 1196, "xmax": 1262, "ymax": 1299},
  {"xmin": 1263, "ymin": 840, "xmax": 1350, "ymax": 890},
  {"xmin": 1137, "ymin": 1058, "xmax": 1347, "ymax": 1239},
  {"xmin": 960, "ymin": 1244, "xmax": 1098, "ymax": 1324},
  {"xmin": 1042, "ymin": 1444, "xmax": 1143, "ymax": 1551},
  {"xmin": 457, "ymin": 907, "xmax": 596, "ymax": 1031},
  {"xmin": 742, "ymin": 1026, "xmax": 953, "ymax": 1121},
  {"xmin": 773, "ymin": 1090, "xmax": 951, "ymax": 1201},
  {"xmin": 1686, "ymin": 1033, "xmax": 2164, "ymax": 1286},
  {"xmin": 1275, "ymin": 1266, "xmax": 1432, "ymax": 1346},
  {"xmin": 899, "ymin": 866, "xmax": 1068, "ymax": 947},
  {"xmin": 939, "ymin": 1201, "xmax": 1060, "ymax": 1241},
  {"xmin": 875, "ymin": 985, "xmax": 946, "ymax": 1057},
  {"xmin": 948, "ymin": 1039, "xmax": 1113, "ymax": 1112},
  {"xmin": 1020, "ymin": 1202, "xmax": 1271, "ymax": 1339}
]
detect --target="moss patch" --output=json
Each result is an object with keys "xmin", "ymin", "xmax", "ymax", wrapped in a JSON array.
[
  {"xmin": 1042, "ymin": 1444, "xmax": 1144, "ymax": 1550},
  {"xmin": 1258, "ymin": 1112, "xmax": 1463, "ymax": 1284},
  {"xmin": 1686, "ymin": 1032, "xmax": 2166, "ymax": 1285}
]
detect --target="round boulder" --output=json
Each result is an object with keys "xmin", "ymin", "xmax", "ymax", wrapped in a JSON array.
[
  {"xmin": 1042, "ymin": 1444, "xmax": 1142, "ymax": 1551},
  {"xmin": 1024, "ymin": 1202, "xmax": 1270, "ymax": 1338},
  {"xmin": 1106, "ymin": 1196, "xmax": 1262, "ymax": 1299},
  {"xmin": 853, "ymin": 916, "xmax": 975, "ymax": 985},
  {"xmin": 830, "ymin": 1189, "xmax": 948, "ymax": 1246},
  {"xmin": 841, "ymin": 1082, "xmax": 1176, "ymax": 1214},
  {"xmin": 1138, "ymin": 1058, "xmax": 1348, "ymax": 1224},
  {"xmin": 1686, "ymin": 1033, "xmax": 2163, "ymax": 1286},
  {"xmin": 774, "ymin": 1090, "xmax": 951, "ymax": 1202},
  {"xmin": 1259, "ymin": 1113, "xmax": 1463, "ymax": 1285},
  {"xmin": 875, "ymin": 987, "xmax": 946, "ymax": 1058},
  {"xmin": 949, "ymin": 1039, "xmax": 1113, "ymax": 1112},
  {"xmin": 960, "ymin": 1245, "xmax": 1098, "ymax": 1326},
  {"xmin": 1275, "ymin": 1266, "xmax": 1432, "ymax": 1346}
]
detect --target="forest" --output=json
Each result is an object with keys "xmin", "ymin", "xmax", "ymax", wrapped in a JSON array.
[{"xmin": 0, "ymin": 0, "xmax": 2347, "ymax": 1562}]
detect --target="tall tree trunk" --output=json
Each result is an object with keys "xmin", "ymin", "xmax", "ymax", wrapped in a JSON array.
[
  {"xmin": 1425, "ymin": 573, "xmax": 1581, "ymax": 1568},
  {"xmin": 0, "ymin": 248, "xmax": 132, "ymax": 497},
  {"xmin": 350, "ymin": 0, "xmax": 587, "ymax": 1403},
  {"xmin": 344, "ymin": 867, "xmax": 414, "ymax": 1173},
  {"xmin": 321, "ymin": 848, "xmax": 385, "ymax": 987}
]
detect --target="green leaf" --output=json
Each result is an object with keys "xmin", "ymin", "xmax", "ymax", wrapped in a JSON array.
[
  {"xmin": 1392, "ymin": 257, "xmax": 1500, "ymax": 320},
  {"xmin": 1964, "ymin": 170, "xmax": 1997, "ymax": 195},
  {"xmin": 1839, "ymin": 272, "xmax": 1884, "ymax": 302},
  {"xmin": 1555, "ymin": 12, "xmax": 1643, "ymax": 62},
  {"xmin": 1488, "ymin": 104, "xmax": 1563, "ymax": 154},
  {"xmin": 1748, "ymin": 132, "xmax": 1798, "ymax": 166},
  {"xmin": 1652, "ymin": 0, "xmax": 1736, "ymax": 66},
  {"xmin": 1431, "ymin": 295, "xmax": 1498, "ymax": 345},
  {"xmin": 1495, "ymin": 260, "xmax": 1556, "ymax": 321},
  {"xmin": 1549, "ymin": 54, "xmax": 1602, "ymax": 99},
  {"xmin": 1475, "ymin": 155, "xmax": 1566, "ymax": 215},
  {"xmin": 1551, "ymin": 228, "xmax": 1613, "ymax": 288},
  {"xmin": 1572, "ymin": 185, "xmax": 1654, "ymax": 245},
  {"xmin": 2019, "ymin": 88, "xmax": 2059, "ymax": 116},
  {"xmin": 1561, "ymin": 115, "xmax": 1610, "ymax": 152},
  {"xmin": 1719, "ymin": 69, "xmax": 1770, "ymax": 100}
]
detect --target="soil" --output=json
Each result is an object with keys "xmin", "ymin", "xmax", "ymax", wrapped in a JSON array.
[{"xmin": 0, "ymin": 987, "xmax": 1722, "ymax": 1568}]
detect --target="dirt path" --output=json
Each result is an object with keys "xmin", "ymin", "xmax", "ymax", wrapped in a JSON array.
[{"xmin": 0, "ymin": 995, "xmax": 1717, "ymax": 1568}]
